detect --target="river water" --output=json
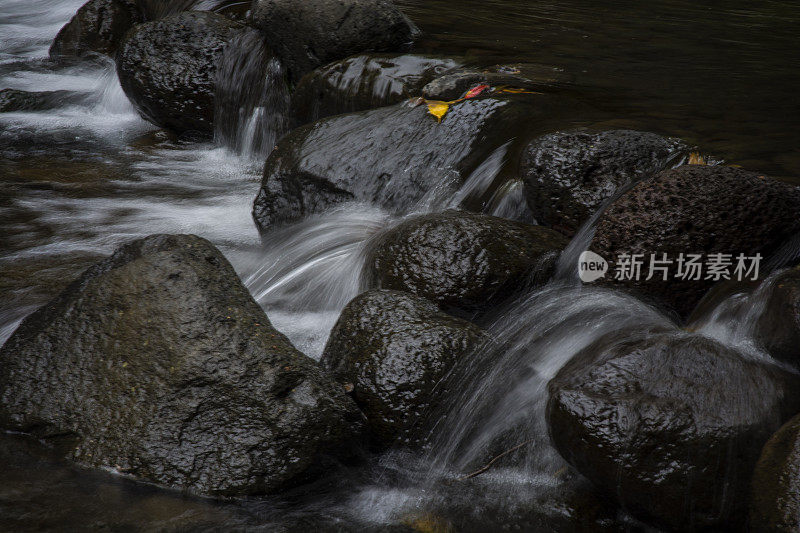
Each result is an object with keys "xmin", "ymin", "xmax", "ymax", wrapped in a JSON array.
[{"xmin": 0, "ymin": 0, "xmax": 798, "ymax": 530}]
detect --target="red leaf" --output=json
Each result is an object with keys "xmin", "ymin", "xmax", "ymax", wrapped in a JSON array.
[{"xmin": 464, "ymin": 84, "xmax": 490, "ymax": 99}]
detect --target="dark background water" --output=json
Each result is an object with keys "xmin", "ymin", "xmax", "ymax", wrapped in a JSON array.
[
  {"xmin": 1, "ymin": 0, "xmax": 799, "ymax": 529},
  {"xmin": 397, "ymin": 0, "xmax": 800, "ymax": 179}
]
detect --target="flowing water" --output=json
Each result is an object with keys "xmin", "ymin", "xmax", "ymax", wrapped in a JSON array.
[{"xmin": 1, "ymin": 0, "xmax": 798, "ymax": 529}]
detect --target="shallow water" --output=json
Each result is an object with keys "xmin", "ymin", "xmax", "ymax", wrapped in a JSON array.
[{"xmin": 0, "ymin": 0, "xmax": 798, "ymax": 530}]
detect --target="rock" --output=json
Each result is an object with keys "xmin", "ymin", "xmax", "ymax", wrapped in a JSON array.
[
  {"xmin": 49, "ymin": 0, "xmax": 143, "ymax": 61},
  {"xmin": 253, "ymin": 93, "xmax": 575, "ymax": 230},
  {"xmin": 754, "ymin": 266, "xmax": 800, "ymax": 367},
  {"xmin": 249, "ymin": 0, "xmax": 420, "ymax": 83},
  {"xmin": 422, "ymin": 63, "xmax": 571, "ymax": 102},
  {"xmin": 116, "ymin": 11, "xmax": 246, "ymax": 134},
  {"xmin": 750, "ymin": 413, "xmax": 800, "ymax": 532},
  {"xmin": 367, "ymin": 210, "xmax": 568, "ymax": 316},
  {"xmin": 547, "ymin": 333, "xmax": 800, "ymax": 531},
  {"xmin": 0, "ymin": 89, "xmax": 85, "ymax": 112},
  {"xmin": 320, "ymin": 289, "xmax": 489, "ymax": 447},
  {"xmin": 521, "ymin": 130, "xmax": 685, "ymax": 236},
  {"xmin": 590, "ymin": 165, "xmax": 800, "ymax": 319},
  {"xmin": 291, "ymin": 54, "xmax": 462, "ymax": 125},
  {"xmin": 0, "ymin": 234, "xmax": 363, "ymax": 497}
]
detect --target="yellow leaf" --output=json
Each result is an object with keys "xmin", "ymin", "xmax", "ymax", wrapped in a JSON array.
[
  {"xmin": 426, "ymin": 101, "xmax": 450, "ymax": 123},
  {"xmin": 687, "ymin": 151, "xmax": 707, "ymax": 165},
  {"xmin": 402, "ymin": 513, "xmax": 452, "ymax": 533}
]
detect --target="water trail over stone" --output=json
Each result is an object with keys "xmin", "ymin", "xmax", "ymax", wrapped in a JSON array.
[
  {"xmin": 423, "ymin": 282, "xmax": 673, "ymax": 480},
  {"xmin": 243, "ymin": 206, "xmax": 391, "ymax": 357},
  {"xmin": 214, "ymin": 29, "xmax": 290, "ymax": 160}
]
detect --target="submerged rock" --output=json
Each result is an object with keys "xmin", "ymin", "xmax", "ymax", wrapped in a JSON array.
[
  {"xmin": 253, "ymin": 94, "xmax": 573, "ymax": 230},
  {"xmin": 368, "ymin": 210, "xmax": 567, "ymax": 316},
  {"xmin": 321, "ymin": 289, "xmax": 489, "ymax": 447},
  {"xmin": 754, "ymin": 266, "xmax": 800, "ymax": 367},
  {"xmin": 590, "ymin": 165, "xmax": 800, "ymax": 319},
  {"xmin": 49, "ymin": 0, "xmax": 144, "ymax": 61},
  {"xmin": 750, "ymin": 413, "xmax": 800, "ymax": 532},
  {"xmin": 249, "ymin": 0, "xmax": 420, "ymax": 83},
  {"xmin": 547, "ymin": 333, "xmax": 800, "ymax": 531},
  {"xmin": 292, "ymin": 53, "xmax": 462, "ymax": 125},
  {"xmin": 0, "ymin": 234, "xmax": 363, "ymax": 497},
  {"xmin": 521, "ymin": 129, "xmax": 684, "ymax": 236},
  {"xmin": 116, "ymin": 11, "xmax": 247, "ymax": 134},
  {"xmin": 0, "ymin": 89, "xmax": 85, "ymax": 112},
  {"xmin": 422, "ymin": 63, "xmax": 571, "ymax": 102}
]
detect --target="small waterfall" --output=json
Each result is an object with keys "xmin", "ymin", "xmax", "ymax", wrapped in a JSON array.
[
  {"xmin": 447, "ymin": 141, "xmax": 511, "ymax": 210},
  {"xmin": 485, "ymin": 179, "xmax": 536, "ymax": 223},
  {"xmin": 422, "ymin": 282, "xmax": 673, "ymax": 480},
  {"xmin": 214, "ymin": 29, "xmax": 290, "ymax": 160},
  {"xmin": 91, "ymin": 60, "xmax": 136, "ymax": 115},
  {"xmin": 243, "ymin": 206, "xmax": 390, "ymax": 357},
  {"xmin": 689, "ymin": 271, "xmax": 785, "ymax": 363}
]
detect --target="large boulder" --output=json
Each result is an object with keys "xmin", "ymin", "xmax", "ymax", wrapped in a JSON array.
[
  {"xmin": 291, "ymin": 53, "xmax": 462, "ymax": 125},
  {"xmin": 49, "ymin": 0, "xmax": 144, "ymax": 61},
  {"xmin": 590, "ymin": 165, "xmax": 800, "ymax": 319},
  {"xmin": 521, "ymin": 129, "xmax": 684, "ymax": 236},
  {"xmin": 754, "ymin": 266, "xmax": 800, "ymax": 367},
  {"xmin": 367, "ymin": 210, "xmax": 568, "ymax": 316},
  {"xmin": 547, "ymin": 333, "xmax": 800, "ymax": 531},
  {"xmin": 253, "ymin": 93, "xmax": 575, "ymax": 230},
  {"xmin": 320, "ymin": 289, "xmax": 489, "ymax": 447},
  {"xmin": 750, "ymin": 413, "xmax": 800, "ymax": 532},
  {"xmin": 249, "ymin": 0, "xmax": 420, "ymax": 83},
  {"xmin": 0, "ymin": 234, "xmax": 363, "ymax": 497},
  {"xmin": 116, "ymin": 11, "xmax": 246, "ymax": 134}
]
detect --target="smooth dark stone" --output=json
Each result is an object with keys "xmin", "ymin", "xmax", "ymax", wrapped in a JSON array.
[
  {"xmin": 253, "ymin": 93, "xmax": 578, "ymax": 231},
  {"xmin": 0, "ymin": 89, "xmax": 85, "ymax": 112},
  {"xmin": 547, "ymin": 333, "xmax": 800, "ymax": 531},
  {"xmin": 320, "ymin": 289, "xmax": 490, "ymax": 448},
  {"xmin": 368, "ymin": 210, "xmax": 568, "ymax": 316},
  {"xmin": 116, "ymin": 11, "xmax": 246, "ymax": 134},
  {"xmin": 754, "ymin": 265, "xmax": 800, "ymax": 366},
  {"xmin": 0, "ymin": 234, "xmax": 363, "ymax": 497},
  {"xmin": 291, "ymin": 53, "xmax": 462, "ymax": 125},
  {"xmin": 249, "ymin": 0, "xmax": 421, "ymax": 83},
  {"xmin": 750, "ymin": 413, "xmax": 800, "ymax": 532},
  {"xmin": 49, "ymin": 0, "xmax": 143, "ymax": 60},
  {"xmin": 590, "ymin": 165, "xmax": 800, "ymax": 319},
  {"xmin": 520, "ymin": 129, "xmax": 685, "ymax": 236},
  {"xmin": 422, "ymin": 63, "xmax": 571, "ymax": 101}
]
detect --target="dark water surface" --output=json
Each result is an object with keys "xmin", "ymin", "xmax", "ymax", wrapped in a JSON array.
[
  {"xmin": 1, "ymin": 0, "xmax": 798, "ymax": 530},
  {"xmin": 397, "ymin": 0, "xmax": 800, "ymax": 178}
]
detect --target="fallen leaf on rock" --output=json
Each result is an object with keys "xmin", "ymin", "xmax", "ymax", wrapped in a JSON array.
[
  {"xmin": 464, "ymin": 84, "xmax": 490, "ymax": 99},
  {"xmin": 688, "ymin": 151, "xmax": 707, "ymax": 165},
  {"xmin": 427, "ymin": 101, "xmax": 450, "ymax": 123}
]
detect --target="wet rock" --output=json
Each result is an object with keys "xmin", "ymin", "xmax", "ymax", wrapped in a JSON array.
[
  {"xmin": 116, "ymin": 11, "xmax": 247, "ymax": 134},
  {"xmin": 0, "ymin": 234, "xmax": 363, "ymax": 497},
  {"xmin": 547, "ymin": 333, "xmax": 800, "ymax": 531},
  {"xmin": 367, "ymin": 210, "xmax": 568, "ymax": 316},
  {"xmin": 292, "ymin": 54, "xmax": 462, "ymax": 125},
  {"xmin": 320, "ymin": 289, "xmax": 489, "ymax": 447},
  {"xmin": 754, "ymin": 266, "xmax": 800, "ymax": 366},
  {"xmin": 590, "ymin": 165, "xmax": 800, "ymax": 319},
  {"xmin": 249, "ymin": 0, "xmax": 421, "ymax": 83},
  {"xmin": 49, "ymin": 0, "xmax": 143, "ymax": 61},
  {"xmin": 521, "ymin": 130, "xmax": 684, "ymax": 236},
  {"xmin": 422, "ymin": 63, "xmax": 571, "ymax": 101},
  {"xmin": 0, "ymin": 89, "xmax": 85, "ymax": 112},
  {"xmin": 253, "ymin": 93, "xmax": 573, "ymax": 230},
  {"xmin": 750, "ymin": 413, "xmax": 800, "ymax": 532}
]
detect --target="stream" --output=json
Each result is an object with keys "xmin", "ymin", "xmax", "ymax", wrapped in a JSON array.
[{"xmin": 1, "ymin": 0, "xmax": 799, "ymax": 530}]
